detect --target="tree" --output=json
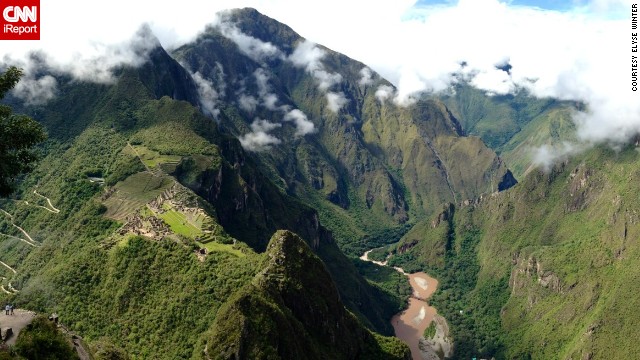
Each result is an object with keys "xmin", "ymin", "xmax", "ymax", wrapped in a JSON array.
[
  {"xmin": 0, "ymin": 66, "xmax": 46, "ymax": 196},
  {"xmin": 14, "ymin": 316, "xmax": 80, "ymax": 360}
]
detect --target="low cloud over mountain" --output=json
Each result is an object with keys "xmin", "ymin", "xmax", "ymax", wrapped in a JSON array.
[{"xmin": 2, "ymin": 0, "xmax": 636, "ymax": 163}]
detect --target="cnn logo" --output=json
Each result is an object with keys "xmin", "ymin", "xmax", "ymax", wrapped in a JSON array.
[
  {"xmin": 1, "ymin": 0, "xmax": 40, "ymax": 40},
  {"xmin": 3, "ymin": 6, "xmax": 37, "ymax": 22}
]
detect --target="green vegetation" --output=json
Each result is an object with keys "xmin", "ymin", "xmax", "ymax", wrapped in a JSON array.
[
  {"xmin": 7, "ymin": 7, "xmax": 636, "ymax": 360},
  {"xmin": 175, "ymin": 9, "xmax": 514, "ymax": 265},
  {"xmin": 391, "ymin": 220, "xmax": 509, "ymax": 358},
  {"xmin": 158, "ymin": 208, "xmax": 201, "ymax": 238},
  {"xmin": 438, "ymin": 82, "xmax": 577, "ymax": 179},
  {"xmin": 126, "ymin": 144, "xmax": 181, "ymax": 170},
  {"xmin": 383, "ymin": 144, "xmax": 640, "ymax": 359},
  {"xmin": 197, "ymin": 241, "xmax": 245, "ymax": 257},
  {"xmin": 0, "ymin": 67, "xmax": 47, "ymax": 197},
  {"xmin": 0, "ymin": 16, "xmax": 412, "ymax": 357},
  {"xmin": 205, "ymin": 230, "xmax": 410, "ymax": 360},
  {"xmin": 353, "ymin": 259, "xmax": 412, "ymax": 304},
  {"xmin": 3, "ymin": 315, "xmax": 80, "ymax": 360},
  {"xmin": 423, "ymin": 321, "xmax": 436, "ymax": 339},
  {"xmin": 342, "ymin": 224, "xmax": 413, "ymax": 258},
  {"xmin": 429, "ymin": 227, "xmax": 509, "ymax": 359},
  {"xmin": 367, "ymin": 246, "xmax": 390, "ymax": 262}
]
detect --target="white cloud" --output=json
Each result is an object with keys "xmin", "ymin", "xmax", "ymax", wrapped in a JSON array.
[
  {"xmin": 288, "ymin": 40, "xmax": 325, "ymax": 69},
  {"xmin": 6, "ymin": 56, "xmax": 58, "ymax": 105},
  {"xmin": 326, "ymin": 92, "xmax": 348, "ymax": 113},
  {"xmin": 3, "ymin": 23, "xmax": 160, "ymax": 85},
  {"xmin": 217, "ymin": 20, "xmax": 285, "ymax": 63},
  {"xmin": 359, "ymin": 67, "xmax": 374, "ymax": 86},
  {"xmin": 284, "ymin": 109, "xmax": 315, "ymax": 136},
  {"xmin": 375, "ymin": 85, "xmax": 395, "ymax": 103},
  {"xmin": 532, "ymin": 142, "xmax": 583, "ymax": 172},
  {"xmin": 239, "ymin": 118, "xmax": 282, "ymax": 151},
  {"xmin": 0, "ymin": 0, "xmax": 634, "ymax": 156},
  {"xmin": 253, "ymin": 68, "xmax": 284, "ymax": 111},
  {"xmin": 190, "ymin": 71, "xmax": 221, "ymax": 119},
  {"xmin": 12, "ymin": 75, "xmax": 58, "ymax": 106},
  {"xmin": 238, "ymin": 94, "xmax": 259, "ymax": 113},
  {"xmin": 288, "ymin": 40, "xmax": 342, "ymax": 91},
  {"xmin": 469, "ymin": 68, "xmax": 515, "ymax": 96}
]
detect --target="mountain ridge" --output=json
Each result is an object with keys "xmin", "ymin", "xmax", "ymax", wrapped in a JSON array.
[{"xmin": 0, "ymin": 7, "xmax": 545, "ymax": 359}]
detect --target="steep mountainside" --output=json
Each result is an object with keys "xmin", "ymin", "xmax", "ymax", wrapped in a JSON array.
[
  {"xmin": 172, "ymin": 8, "xmax": 515, "ymax": 254},
  {"xmin": 205, "ymin": 230, "xmax": 409, "ymax": 359},
  {"xmin": 0, "ymin": 29, "xmax": 408, "ymax": 357},
  {"xmin": 0, "ymin": 7, "xmax": 548, "ymax": 360},
  {"xmin": 438, "ymin": 82, "xmax": 578, "ymax": 179},
  {"xmin": 383, "ymin": 144, "xmax": 640, "ymax": 359}
]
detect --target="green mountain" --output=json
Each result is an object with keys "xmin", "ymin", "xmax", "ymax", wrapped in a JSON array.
[
  {"xmin": 438, "ymin": 82, "xmax": 579, "ymax": 179},
  {"xmin": 0, "ymin": 23, "xmax": 408, "ymax": 357},
  {"xmin": 7, "ymin": 6, "xmax": 622, "ymax": 360},
  {"xmin": 172, "ymin": 8, "xmax": 515, "ymax": 256},
  {"xmin": 205, "ymin": 230, "xmax": 409, "ymax": 359},
  {"xmin": 382, "ymin": 143, "xmax": 640, "ymax": 359}
]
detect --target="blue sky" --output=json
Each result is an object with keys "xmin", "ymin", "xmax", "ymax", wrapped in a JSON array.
[
  {"xmin": 414, "ymin": 0, "xmax": 628, "ymax": 17},
  {"xmin": 416, "ymin": 0, "xmax": 575, "ymax": 10}
]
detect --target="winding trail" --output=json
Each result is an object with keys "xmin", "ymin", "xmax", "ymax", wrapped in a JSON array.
[
  {"xmin": 361, "ymin": 249, "xmax": 452, "ymax": 360},
  {"xmin": 0, "ymin": 261, "xmax": 17, "ymax": 274},
  {"xmin": 24, "ymin": 201, "xmax": 59, "ymax": 214},
  {"xmin": 31, "ymin": 190, "xmax": 61, "ymax": 213},
  {"xmin": 0, "ymin": 208, "xmax": 41, "ymax": 247},
  {"xmin": 11, "ymin": 223, "xmax": 37, "ymax": 245},
  {"xmin": 33, "ymin": 190, "xmax": 60, "ymax": 213},
  {"xmin": 0, "ymin": 209, "xmax": 13, "ymax": 219},
  {"xmin": 0, "ymin": 233, "xmax": 37, "ymax": 248},
  {"xmin": 0, "ymin": 261, "xmax": 20, "ymax": 295}
]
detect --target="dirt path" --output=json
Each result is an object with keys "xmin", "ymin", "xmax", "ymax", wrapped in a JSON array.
[
  {"xmin": 0, "ymin": 262, "xmax": 16, "ymax": 275},
  {"xmin": 11, "ymin": 224, "xmax": 37, "ymax": 245},
  {"xmin": 0, "ymin": 208, "xmax": 41, "ymax": 247},
  {"xmin": 33, "ymin": 190, "xmax": 60, "ymax": 213},
  {"xmin": 0, "ymin": 233, "xmax": 36, "ymax": 248},
  {"xmin": 0, "ymin": 309, "xmax": 36, "ymax": 345},
  {"xmin": 0, "ymin": 262, "xmax": 19, "ymax": 295},
  {"xmin": 0, "ymin": 209, "xmax": 12, "ymax": 220}
]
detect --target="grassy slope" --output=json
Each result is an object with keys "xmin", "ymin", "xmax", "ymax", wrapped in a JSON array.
[
  {"xmin": 0, "ymin": 69, "xmax": 259, "ymax": 358},
  {"xmin": 439, "ymin": 83, "xmax": 578, "ymax": 179},
  {"xmin": 499, "ymin": 106, "xmax": 577, "ymax": 178}
]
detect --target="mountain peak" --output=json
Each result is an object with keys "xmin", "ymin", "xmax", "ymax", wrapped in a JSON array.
[
  {"xmin": 219, "ymin": 7, "xmax": 303, "ymax": 52},
  {"xmin": 206, "ymin": 230, "xmax": 410, "ymax": 359}
]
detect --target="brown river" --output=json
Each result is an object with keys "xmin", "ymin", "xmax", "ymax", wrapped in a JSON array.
[{"xmin": 360, "ymin": 250, "xmax": 452, "ymax": 360}]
